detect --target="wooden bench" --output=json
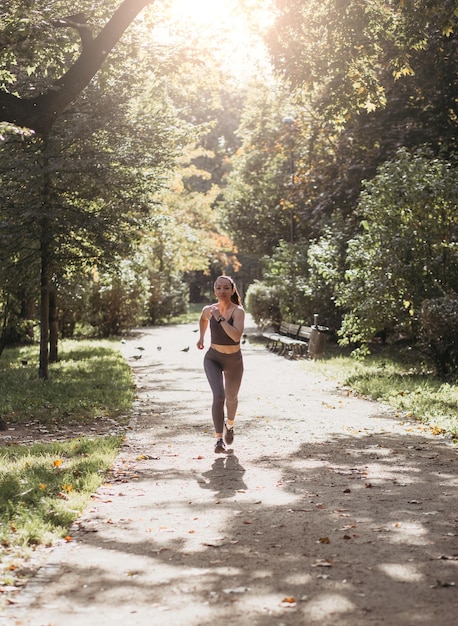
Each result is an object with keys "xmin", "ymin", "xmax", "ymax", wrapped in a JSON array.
[{"xmin": 263, "ymin": 322, "xmax": 313, "ymax": 359}]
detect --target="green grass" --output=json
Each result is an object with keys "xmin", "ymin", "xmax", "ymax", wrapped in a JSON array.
[
  {"xmin": 164, "ymin": 302, "xmax": 205, "ymax": 325},
  {"xmin": 308, "ymin": 345, "xmax": 458, "ymax": 440},
  {"xmin": 0, "ymin": 436, "xmax": 122, "ymax": 547},
  {"xmin": 0, "ymin": 340, "xmax": 135, "ymax": 597},
  {"xmin": 0, "ymin": 339, "xmax": 134, "ymax": 426}
]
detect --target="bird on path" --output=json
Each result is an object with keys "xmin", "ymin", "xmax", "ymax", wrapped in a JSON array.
[
  {"xmin": 130, "ymin": 354, "xmax": 142, "ymax": 360},
  {"xmin": 135, "ymin": 346, "xmax": 145, "ymax": 351},
  {"xmin": 181, "ymin": 346, "xmax": 190, "ymax": 352}
]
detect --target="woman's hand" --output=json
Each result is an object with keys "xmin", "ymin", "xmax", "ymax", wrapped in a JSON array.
[{"xmin": 210, "ymin": 305, "xmax": 221, "ymax": 319}]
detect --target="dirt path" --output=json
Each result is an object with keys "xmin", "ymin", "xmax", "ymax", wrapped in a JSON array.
[{"xmin": 3, "ymin": 321, "xmax": 457, "ymax": 626}]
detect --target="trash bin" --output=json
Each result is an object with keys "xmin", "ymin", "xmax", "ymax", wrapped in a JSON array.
[{"xmin": 308, "ymin": 314, "xmax": 329, "ymax": 359}]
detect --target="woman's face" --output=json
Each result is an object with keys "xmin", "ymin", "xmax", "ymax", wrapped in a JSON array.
[{"xmin": 214, "ymin": 278, "xmax": 234, "ymax": 300}]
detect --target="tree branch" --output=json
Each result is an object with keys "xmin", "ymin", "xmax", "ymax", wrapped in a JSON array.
[
  {"xmin": 52, "ymin": 14, "xmax": 94, "ymax": 49},
  {"xmin": 0, "ymin": 0, "xmax": 155, "ymax": 135}
]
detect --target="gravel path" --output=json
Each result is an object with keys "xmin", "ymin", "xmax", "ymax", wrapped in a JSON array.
[{"xmin": 3, "ymin": 320, "xmax": 457, "ymax": 626}]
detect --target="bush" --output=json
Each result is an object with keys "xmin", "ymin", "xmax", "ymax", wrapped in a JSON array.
[
  {"xmin": 245, "ymin": 280, "xmax": 282, "ymax": 328},
  {"xmin": 419, "ymin": 296, "xmax": 458, "ymax": 379},
  {"xmin": 147, "ymin": 272, "xmax": 189, "ymax": 324}
]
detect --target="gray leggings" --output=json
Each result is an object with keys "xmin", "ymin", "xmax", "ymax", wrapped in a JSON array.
[{"xmin": 204, "ymin": 347, "xmax": 244, "ymax": 434}]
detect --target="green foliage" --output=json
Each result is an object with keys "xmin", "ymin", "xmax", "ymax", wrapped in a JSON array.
[
  {"xmin": 263, "ymin": 240, "xmax": 311, "ymax": 322},
  {"xmin": 337, "ymin": 147, "xmax": 458, "ymax": 348},
  {"xmin": 245, "ymin": 280, "xmax": 282, "ymax": 328},
  {"xmin": 419, "ymin": 296, "xmax": 458, "ymax": 379},
  {"xmin": 87, "ymin": 266, "xmax": 149, "ymax": 337},
  {"xmin": 220, "ymin": 81, "xmax": 297, "ymax": 260},
  {"xmin": 269, "ymin": 0, "xmax": 457, "ymax": 121},
  {"xmin": 147, "ymin": 271, "xmax": 189, "ymax": 324},
  {"xmin": 305, "ymin": 216, "xmax": 351, "ymax": 330}
]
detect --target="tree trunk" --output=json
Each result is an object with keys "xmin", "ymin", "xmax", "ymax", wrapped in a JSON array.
[
  {"xmin": 38, "ymin": 237, "xmax": 50, "ymax": 379},
  {"xmin": 38, "ymin": 141, "xmax": 53, "ymax": 380},
  {"xmin": 49, "ymin": 286, "xmax": 59, "ymax": 363},
  {"xmin": 0, "ymin": 294, "xmax": 11, "ymax": 358}
]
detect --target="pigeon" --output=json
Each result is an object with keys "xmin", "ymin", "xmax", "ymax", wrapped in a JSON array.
[
  {"xmin": 157, "ymin": 346, "xmax": 162, "ymax": 351},
  {"xmin": 181, "ymin": 346, "xmax": 190, "ymax": 352},
  {"xmin": 130, "ymin": 354, "xmax": 142, "ymax": 360},
  {"xmin": 136, "ymin": 346, "xmax": 145, "ymax": 351}
]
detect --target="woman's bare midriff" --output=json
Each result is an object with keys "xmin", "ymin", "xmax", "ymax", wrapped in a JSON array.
[{"xmin": 211, "ymin": 343, "xmax": 240, "ymax": 354}]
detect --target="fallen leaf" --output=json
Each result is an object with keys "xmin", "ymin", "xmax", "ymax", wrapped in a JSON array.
[
  {"xmin": 318, "ymin": 537, "xmax": 330, "ymax": 544},
  {"xmin": 311, "ymin": 559, "xmax": 332, "ymax": 568},
  {"xmin": 53, "ymin": 459, "xmax": 63, "ymax": 468}
]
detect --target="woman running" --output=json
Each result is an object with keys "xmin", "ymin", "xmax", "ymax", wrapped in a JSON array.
[{"xmin": 197, "ymin": 276, "xmax": 245, "ymax": 453}]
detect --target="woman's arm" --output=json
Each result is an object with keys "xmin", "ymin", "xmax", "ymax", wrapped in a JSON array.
[
  {"xmin": 219, "ymin": 307, "xmax": 245, "ymax": 343},
  {"xmin": 196, "ymin": 306, "xmax": 211, "ymax": 350}
]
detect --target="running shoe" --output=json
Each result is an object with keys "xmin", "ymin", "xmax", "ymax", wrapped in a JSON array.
[
  {"xmin": 224, "ymin": 422, "xmax": 234, "ymax": 446},
  {"xmin": 214, "ymin": 438, "xmax": 226, "ymax": 453}
]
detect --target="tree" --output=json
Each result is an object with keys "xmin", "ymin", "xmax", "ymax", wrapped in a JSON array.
[{"xmin": 337, "ymin": 148, "xmax": 458, "ymax": 351}]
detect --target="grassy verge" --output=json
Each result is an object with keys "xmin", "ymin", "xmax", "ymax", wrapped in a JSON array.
[
  {"xmin": 164, "ymin": 302, "xmax": 204, "ymax": 325},
  {"xmin": 0, "ymin": 340, "xmax": 135, "ymax": 599},
  {"xmin": 0, "ymin": 339, "xmax": 134, "ymax": 427},
  {"xmin": 307, "ymin": 345, "xmax": 458, "ymax": 441}
]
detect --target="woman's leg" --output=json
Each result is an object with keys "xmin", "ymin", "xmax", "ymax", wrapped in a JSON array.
[
  {"xmin": 222, "ymin": 351, "xmax": 243, "ymax": 425},
  {"xmin": 203, "ymin": 349, "xmax": 225, "ymax": 435}
]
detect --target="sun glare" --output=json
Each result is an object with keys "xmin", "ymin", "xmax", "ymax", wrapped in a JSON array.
[
  {"xmin": 148, "ymin": 0, "xmax": 275, "ymax": 80},
  {"xmin": 171, "ymin": 0, "xmax": 229, "ymax": 25}
]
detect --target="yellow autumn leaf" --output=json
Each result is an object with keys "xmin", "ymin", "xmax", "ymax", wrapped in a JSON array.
[
  {"xmin": 364, "ymin": 99, "xmax": 377, "ymax": 113},
  {"xmin": 53, "ymin": 459, "xmax": 63, "ymax": 468},
  {"xmin": 38, "ymin": 483, "xmax": 47, "ymax": 491}
]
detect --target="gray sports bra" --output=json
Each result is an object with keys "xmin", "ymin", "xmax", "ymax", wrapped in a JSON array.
[{"xmin": 210, "ymin": 313, "xmax": 239, "ymax": 345}]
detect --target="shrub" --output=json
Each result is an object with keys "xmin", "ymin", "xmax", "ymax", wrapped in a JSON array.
[
  {"xmin": 245, "ymin": 280, "xmax": 282, "ymax": 328},
  {"xmin": 419, "ymin": 296, "xmax": 458, "ymax": 379}
]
